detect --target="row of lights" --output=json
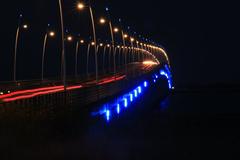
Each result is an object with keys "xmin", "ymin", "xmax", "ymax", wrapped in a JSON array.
[
  {"xmin": 91, "ymin": 65, "xmax": 173, "ymax": 122},
  {"xmin": 12, "ymin": 1, "xmax": 169, "ymax": 89}
]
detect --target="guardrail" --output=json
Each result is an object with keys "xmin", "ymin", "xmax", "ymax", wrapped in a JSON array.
[{"xmin": 0, "ymin": 63, "xmax": 163, "ymax": 121}]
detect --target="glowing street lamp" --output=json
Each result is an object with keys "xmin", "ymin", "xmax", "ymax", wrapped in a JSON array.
[
  {"xmin": 13, "ymin": 14, "xmax": 29, "ymax": 82},
  {"xmin": 114, "ymin": 27, "xmax": 119, "ymax": 33},
  {"xmin": 80, "ymin": 39, "xmax": 84, "ymax": 44},
  {"xmin": 124, "ymin": 34, "xmax": 128, "ymax": 38},
  {"xmin": 41, "ymin": 30, "xmax": 55, "ymax": 81},
  {"xmin": 99, "ymin": 18, "xmax": 106, "ymax": 24},
  {"xmin": 75, "ymin": 38, "xmax": 85, "ymax": 78},
  {"xmin": 130, "ymin": 37, "xmax": 135, "ymax": 42},
  {"xmin": 67, "ymin": 36, "xmax": 73, "ymax": 42},
  {"xmin": 23, "ymin": 24, "xmax": 28, "ymax": 29},
  {"xmin": 77, "ymin": 2, "xmax": 98, "ymax": 82},
  {"xmin": 49, "ymin": 31, "xmax": 55, "ymax": 37},
  {"xmin": 99, "ymin": 15, "xmax": 116, "ymax": 78},
  {"xmin": 77, "ymin": 3, "xmax": 85, "ymax": 10}
]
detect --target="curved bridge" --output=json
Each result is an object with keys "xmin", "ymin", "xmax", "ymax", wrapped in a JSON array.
[
  {"xmin": 0, "ymin": 1, "xmax": 173, "ymax": 120},
  {"xmin": 0, "ymin": 47, "xmax": 172, "ymax": 120}
]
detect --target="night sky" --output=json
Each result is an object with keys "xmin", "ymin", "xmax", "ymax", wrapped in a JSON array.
[{"xmin": 0, "ymin": 0, "xmax": 239, "ymax": 87}]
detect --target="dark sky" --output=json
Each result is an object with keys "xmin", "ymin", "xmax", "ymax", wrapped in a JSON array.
[{"xmin": 0, "ymin": 0, "xmax": 239, "ymax": 87}]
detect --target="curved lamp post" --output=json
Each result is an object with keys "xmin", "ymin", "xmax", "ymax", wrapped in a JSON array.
[
  {"xmin": 41, "ymin": 31, "xmax": 55, "ymax": 81},
  {"xmin": 58, "ymin": 0, "xmax": 66, "ymax": 90},
  {"xmin": 102, "ymin": 44, "xmax": 106, "ymax": 72},
  {"xmin": 107, "ymin": 44, "xmax": 111, "ymax": 72},
  {"xmin": 130, "ymin": 37, "xmax": 135, "ymax": 62},
  {"xmin": 75, "ymin": 39, "xmax": 84, "ymax": 78},
  {"xmin": 99, "ymin": 8, "xmax": 116, "ymax": 77},
  {"xmin": 13, "ymin": 14, "xmax": 28, "ymax": 82},
  {"xmin": 100, "ymin": 18, "xmax": 115, "ymax": 74},
  {"xmin": 86, "ymin": 42, "xmax": 91, "ymax": 77},
  {"xmin": 86, "ymin": 41, "xmax": 95, "ymax": 77},
  {"xmin": 77, "ymin": 2, "xmax": 98, "ymax": 82}
]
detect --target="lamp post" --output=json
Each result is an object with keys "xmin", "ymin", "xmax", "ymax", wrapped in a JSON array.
[
  {"xmin": 58, "ymin": 0, "xmax": 66, "ymax": 90},
  {"xmin": 41, "ymin": 31, "xmax": 55, "ymax": 81},
  {"xmin": 107, "ymin": 44, "xmax": 112, "ymax": 72},
  {"xmin": 99, "ymin": 7, "xmax": 116, "ymax": 78},
  {"xmin": 117, "ymin": 45, "xmax": 122, "ymax": 67},
  {"xmin": 123, "ymin": 34, "xmax": 128, "ymax": 66},
  {"xmin": 100, "ymin": 18, "xmax": 115, "ymax": 75},
  {"xmin": 136, "ymin": 41, "xmax": 140, "ymax": 62},
  {"xmin": 86, "ymin": 41, "xmax": 95, "ymax": 77},
  {"xmin": 13, "ymin": 14, "xmax": 28, "ymax": 82},
  {"xmin": 75, "ymin": 40, "xmax": 79, "ymax": 78},
  {"xmin": 100, "ymin": 43, "xmax": 106, "ymax": 73},
  {"xmin": 75, "ymin": 39, "xmax": 84, "ymax": 78},
  {"xmin": 77, "ymin": 2, "xmax": 98, "ymax": 82},
  {"xmin": 130, "ymin": 37, "xmax": 135, "ymax": 62}
]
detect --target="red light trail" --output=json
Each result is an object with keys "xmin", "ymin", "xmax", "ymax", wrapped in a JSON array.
[{"xmin": 0, "ymin": 74, "xmax": 126, "ymax": 103}]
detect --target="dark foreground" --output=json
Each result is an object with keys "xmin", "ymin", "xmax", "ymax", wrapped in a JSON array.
[{"xmin": 1, "ymin": 88, "xmax": 240, "ymax": 159}]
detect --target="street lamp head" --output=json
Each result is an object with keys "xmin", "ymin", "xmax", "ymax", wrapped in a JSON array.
[
  {"xmin": 114, "ymin": 27, "xmax": 119, "ymax": 33},
  {"xmin": 23, "ymin": 24, "xmax": 28, "ymax": 29},
  {"xmin": 107, "ymin": 44, "xmax": 110, "ymax": 47},
  {"xmin": 130, "ymin": 37, "xmax": 135, "ymax": 42},
  {"xmin": 124, "ymin": 34, "xmax": 128, "ymax": 38},
  {"xmin": 99, "ymin": 18, "xmax": 106, "ymax": 24},
  {"xmin": 77, "ymin": 2, "xmax": 85, "ymax": 10},
  {"xmin": 91, "ymin": 42, "xmax": 95, "ymax": 46},
  {"xmin": 80, "ymin": 39, "xmax": 84, "ymax": 44},
  {"xmin": 67, "ymin": 36, "xmax": 73, "ymax": 41},
  {"xmin": 100, "ymin": 43, "xmax": 103, "ymax": 47},
  {"xmin": 49, "ymin": 31, "xmax": 55, "ymax": 37}
]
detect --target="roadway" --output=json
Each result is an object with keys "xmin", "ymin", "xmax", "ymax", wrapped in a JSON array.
[{"xmin": 0, "ymin": 63, "xmax": 157, "ymax": 103}]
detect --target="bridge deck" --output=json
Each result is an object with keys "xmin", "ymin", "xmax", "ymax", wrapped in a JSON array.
[{"xmin": 0, "ymin": 63, "xmax": 157, "ymax": 103}]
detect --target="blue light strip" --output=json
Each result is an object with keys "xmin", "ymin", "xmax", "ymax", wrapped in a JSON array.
[
  {"xmin": 134, "ymin": 89, "xmax": 138, "ymax": 98},
  {"xmin": 124, "ymin": 98, "xmax": 128, "ymax": 108},
  {"xmin": 160, "ymin": 65, "xmax": 174, "ymax": 90},
  {"xmin": 106, "ymin": 109, "xmax": 110, "ymax": 121},
  {"xmin": 144, "ymin": 81, "xmax": 148, "ymax": 87},
  {"xmin": 130, "ymin": 93, "xmax": 133, "ymax": 102},
  {"xmin": 116, "ymin": 104, "xmax": 120, "ymax": 114},
  {"xmin": 91, "ymin": 65, "xmax": 173, "ymax": 122}
]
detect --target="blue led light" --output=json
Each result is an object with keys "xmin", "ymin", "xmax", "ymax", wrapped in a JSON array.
[
  {"xmin": 168, "ymin": 80, "xmax": 172, "ymax": 89},
  {"xmin": 106, "ymin": 110, "xmax": 110, "ymax": 121},
  {"xmin": 144, "ymin": 81, "xmax": 148, "ymax": 87},
  {"xmin": 92, "ymin": 67, "xmax": 174, "ymax": 122},
  {"xmin": 130, "ymin": 93, "xmax": 133, "ymax": 102},
  {"xmin": 138, "ymin": 86, "xmax": 142, "ymax": 94},
  {"xmin": 116, "ymin": 104, "xmax": 120, "ymax": 114},
  {"xmin": 160, "ymin": 70, "xmax": 173, "ymax": 89},
  {"xmin": 124, "ymin": 98, "xmax": 128, "ymax": 107},
  {"xmin": 164, "ymin": 65, "xmax": 171, "ymax": 74},
  {"xmin": 134, "ymin": 90, "xmax": 138, "ymax": 97}
]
